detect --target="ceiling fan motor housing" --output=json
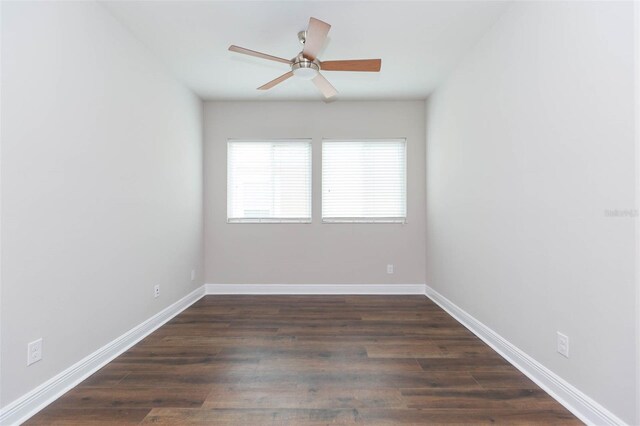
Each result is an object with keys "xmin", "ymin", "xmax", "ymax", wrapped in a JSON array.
[
  {"xmin": 297, "ymin": 31, "xmax": 307, "ymax": 44},
  {"xmin": 291, "ymin": 53, "xmax": 320, "ymax": 80}
]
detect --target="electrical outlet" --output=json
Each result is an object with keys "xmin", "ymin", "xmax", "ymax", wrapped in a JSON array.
[
  {"xmin": 27, "ymin": 338, "xmax": 43, "ymax": 366},
  {"xmin": 191, "ymin": 269, "xmax": 195, "ymax": 281},
  {"xmin": 557, "ymin": 332, "xmax": 569, "ymax": 358},
  {"xmin": 154, "ymin": 285, "xmax": 160, "ymax": 298},
  {"xmin": 387, "ymin": 264, "xmax": 394, "ymax": 274}
]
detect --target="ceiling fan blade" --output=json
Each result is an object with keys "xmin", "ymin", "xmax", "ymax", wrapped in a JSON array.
[
  {"xmin": 320, "ymin": 59, "xmax": 382, "ymax": 72},
  {"xmin": 302, "ymin": 17, "xmax": 331, "ymax": 61},
  {"xmin": 229, "ymin": 45, "xmax": 291, "ymax": 65},
  {"xmin": 258, "ymin": 71, "xmax": 294, "ymax": 90},
  {"xmin": 311, "ymin": 73, "xmax": 337, "ymax": 99}
]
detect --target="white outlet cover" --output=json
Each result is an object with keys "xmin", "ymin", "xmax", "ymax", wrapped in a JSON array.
[
  {"xmin": 154, "ymin": 285, "xmax": 160, "ymax": 298},
  {"xmin": 27, "ymin": 338, "xmax": 43, "ymax": 366},
  {"xmin": 386, "ymin": 264, "xmax": 394, "ymax": 274},
  {"xmin": 557, "ymin": 332, "xmax": 569, "ymax": 358}
]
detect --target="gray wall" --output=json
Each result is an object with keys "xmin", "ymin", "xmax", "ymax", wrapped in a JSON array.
[
  {"xmin": 1, "ymin": 1, "xmax": 204, "ymax": 406},
  {"xmin": 425, "ymin": 2, "xmax": 637, "ymax": 423},
  {"xmin": 204, "ymin": 101, "xmax": 426, "ymax": 285}
]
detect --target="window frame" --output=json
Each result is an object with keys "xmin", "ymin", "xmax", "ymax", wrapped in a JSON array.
[
  {"xmin": 321, "ymin": 138, "xmax": 407, "ymax": 224},
  {"xmin": 226, "ymin": 139, "xmax": 313, "ymax": 224}
]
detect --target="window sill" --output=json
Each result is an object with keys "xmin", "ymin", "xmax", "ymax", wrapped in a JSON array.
[
  {"xmin": 322, "ymin": 218, "xmax": 406, "ymax": 224},
  {"xmin": 227, "ymin": 218, "xmax": 312, "ymax": 224}
]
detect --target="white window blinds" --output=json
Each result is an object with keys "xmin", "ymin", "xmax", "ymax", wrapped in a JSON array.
[
  {"xmin": 322, "ymin": 139, "xmax": 407, "ymax": 223},
  {"xmin": 227, "ymin": 140, "xmax": 312, "ymax": 223}
]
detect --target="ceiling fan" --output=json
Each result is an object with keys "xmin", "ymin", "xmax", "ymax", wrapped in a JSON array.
[{"xmin": 228, "ymin": 17, "xmax": 382, "ymax": 99}]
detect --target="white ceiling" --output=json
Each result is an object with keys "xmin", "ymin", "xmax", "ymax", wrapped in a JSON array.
[{"xmin": 102, "ymin": 1, "xmax": 509, "ymax": 101}]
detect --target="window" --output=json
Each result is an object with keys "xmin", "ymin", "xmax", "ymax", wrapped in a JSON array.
[
  {"xmin": 322, "ymin": 139, "xmax": 406, "ymax": 223},
  {"xmin": 227, "ymin": 140, "xmax": 312, "ymax": 223}
]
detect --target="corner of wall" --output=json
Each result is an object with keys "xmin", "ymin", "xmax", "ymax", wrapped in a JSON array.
[
  {"xmin": 0, "ymin": 0, "xmax": 4, "ymax": 413},
  {"xmin": 635, "ymin": 0, "xmax": 640, "ymax": 422}
]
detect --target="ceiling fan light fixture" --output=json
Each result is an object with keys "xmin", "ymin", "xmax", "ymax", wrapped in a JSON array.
[{"xmin": 291, "ymin": 60, "xmax": 320, "ymax": 80}]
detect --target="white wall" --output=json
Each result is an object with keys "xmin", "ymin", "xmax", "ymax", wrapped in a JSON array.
[
  {"xmin": 0, "ymin": 1, "xmax": 203, "ymax": 407},
  {"xmin": 426, "ymin": 1, "xmax": 637, "ymax": 424},
  {"xmin": 204, "ymin": 101, "xmax": 425, "ymax": 285}
]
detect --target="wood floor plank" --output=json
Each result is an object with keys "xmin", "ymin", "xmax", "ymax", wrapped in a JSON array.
[
  {"xmin": 417, "ymin": 356, "xmax": 512, "ymax": 372},
  {"xmin": 228, "ymin": 370, "xmax": 484, "ymax": 389},
  {"xmin": 50, "ymin": 387, "xmax": 209, "ymax": 409},
  {"xmin": 203, "ymin": 386, "xmax": 405, "ymax": 409},
  {"xmin": 118, "ymin": 345, "xmax": 221, "ymax": 358},
  {"xmin": 400, "ymin": 388, "xmax": 563, "ymax": 409},
  {"xmin": 25, "ymin": 408, "xmax": 151, "ymax": 425},
  {"xmin": 277, "ymin": 324, "xmax": 472, "ymax": 337},
  {"xmin": 75, "ymin": 368, "xmax": 130, "ymax": 389},
  {"xmin": 365, "ymin": 343, "xmax": 444, "ymax": 358},
  {"xmin": 27, "ymin": 295, "xmax": 581, "ymax": 425},
  {"xmin": 140, "ymin": 407, "xmax": 360, "ymax": 425},
  {"xmin": 253, "ymin": 357, "xmax": 424, "ymax": 374},
  {"xmin": 471, "ymin": 370, "xmax": 541, "ymax": 389},
  {"xmin": 357, "ymin": 408, "xmax": 581, "ymax": 425},
  {"xmin": 215, "ymin": 343, "xmax": 369, "ymax": 360}
]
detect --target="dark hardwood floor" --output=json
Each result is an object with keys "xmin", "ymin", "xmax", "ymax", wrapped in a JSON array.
[{"xmin": 26, "ymin": 296, "xmax": 581, "ymax": 425}]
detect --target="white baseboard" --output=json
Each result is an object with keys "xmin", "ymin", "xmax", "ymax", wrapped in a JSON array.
[
  {"xmin": 0, "ymin": 285, "xmax": 206, "ymax": 426},
  {"xmin": 205, "ymin": 283, "xmax": 426, "ymax": 295},
  {"xmin": 424, "ymin": 284, "xmax": 626, "ymax": 426}
]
